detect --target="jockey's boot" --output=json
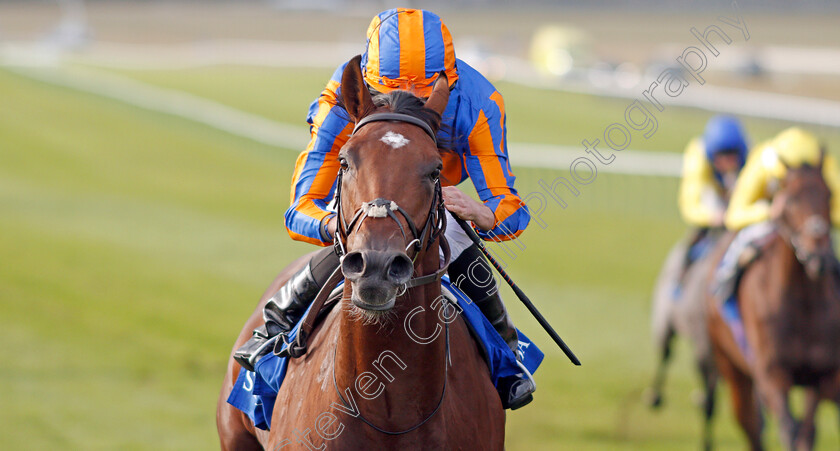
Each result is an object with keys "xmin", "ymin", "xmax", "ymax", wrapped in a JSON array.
[
  {"xmin": 475, "ymin": 291, "xmax": 519, "ymax": 353},
  {"xmin": 233, "ymin": 261, "xmax": 322, "ymax": 372},
  {"xmin": 450, "ymin": 244, "xmax": 536, "ymax": 410},
  {"xmin": 475, "ymin": 290, "xmax": 536, "ymax": 410}
]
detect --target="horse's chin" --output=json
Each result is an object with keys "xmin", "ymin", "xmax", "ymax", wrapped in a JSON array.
[
  {"xmin": 346, "ymin": 296, "xmax": 397, "ymax": 326},
  {"xmin": 351, "ymin": 295, "xmax": 396, "ymax": 312},
  {"xmin": 345, "ymin": 281, "xmax": 400, "ymax": 326},
  {"xmin": 805, "ymin": 258, "xmax": 825, "ymax": 281}
]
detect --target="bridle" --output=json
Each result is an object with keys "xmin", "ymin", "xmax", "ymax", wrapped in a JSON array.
[
  {"xmin": 770, "ymin": 155, "xmax": 837, "ymax": 273},
  {"xmin": 333, "ymin": 112, "xmax": 449, "ymax": 286},
  {"xmin": 333, "ymin": 169, "xmax": 445, "ymax": 261},
  {"xmin": 282, "ymin": 111, "xmax": 452, "ymax": 359},
  {"xmin": 776, "ymin": 213, "xmax": 835, "ymax": 273}
]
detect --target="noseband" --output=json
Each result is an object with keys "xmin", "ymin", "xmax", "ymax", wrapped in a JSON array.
[{"xmin": 333, "ymin": 174, "xmax": 445, "ymax": 260}]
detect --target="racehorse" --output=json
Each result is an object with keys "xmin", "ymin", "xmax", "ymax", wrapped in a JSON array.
[
  {"xmin": 216, "ymin": 56, "xmax": 505, "ymax": 450},
  {"xmin": 707, "ymin": 161, "xmax": 840, "ymax": 450},
  {"xmin": 649, "ymin": 228, "xmax": 725, "ymax": 451}
]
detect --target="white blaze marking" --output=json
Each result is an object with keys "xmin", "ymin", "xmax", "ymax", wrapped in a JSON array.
[{"xmin": 380, "ymin": 131, "xmax": 410, "ymax": 149}]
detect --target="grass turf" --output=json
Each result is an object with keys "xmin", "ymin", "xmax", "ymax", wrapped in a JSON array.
[{"xmin": 2, "ymin": 65, "xmax": 840, "ymax": 450}]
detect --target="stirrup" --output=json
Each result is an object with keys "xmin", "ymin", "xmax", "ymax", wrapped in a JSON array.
[
  {"xmin": 501, "ymin": 359, "xmax": 537, "ymax": 410},
  {"xmin": 234, "ymin": 333, "xmax": 279, "ymax": 372},
  {"xmin": 515, "ymin": 359, "xmax": 537, "ymax": 391}
]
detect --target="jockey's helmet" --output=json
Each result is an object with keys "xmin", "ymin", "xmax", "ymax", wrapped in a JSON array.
[
  {"xmin": 703, "ymin": 115, "xmax": 748, "ymax": 167},
  {"xmin": 361, "ymin": 8, "xmax": 459, "ymax": 98},
  {"xmin": 762, "ymin": 127, "xmax": 822, "ymax": 177}
]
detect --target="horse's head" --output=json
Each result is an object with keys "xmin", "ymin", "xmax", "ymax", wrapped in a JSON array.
[
  {"xmin": 776, "ymin": 155, "xmax": 833, "ymax": 280},
  {"xmin": 335, "ymin": 55, "xmax": 450, "ymax": 315}
]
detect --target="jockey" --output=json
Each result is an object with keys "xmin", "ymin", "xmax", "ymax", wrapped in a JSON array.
[
  {"xmin": 714, "ymin": 127, "xmax": 840, "ymax": 315},
  {"xmin": 235, "ymin": 8, "xmax": 534, "ymax": 409},
  {"xmin": 676, "ymin": 116, "xmax": 748, "ymax": 273}
]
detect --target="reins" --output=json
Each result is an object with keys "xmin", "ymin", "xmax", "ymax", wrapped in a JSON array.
[{"xmin": 335, "ymin": 112, "xmax": 446, "ymax": 260}]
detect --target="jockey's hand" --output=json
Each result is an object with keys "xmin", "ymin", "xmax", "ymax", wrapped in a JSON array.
[
  {"xmin": 770, "ymin": 192, "xmax": 787, "ymax": 220},
  {"xmin": 442, "ymin": 186, "xmax": 496, "ymax": 231},
  {"xmin": 326, "ymin": 215, "xmax": 337, "ymax": 238},
  {"xmin": 711, "ymin": 209, "xmax": 726, "ymax": 228}
]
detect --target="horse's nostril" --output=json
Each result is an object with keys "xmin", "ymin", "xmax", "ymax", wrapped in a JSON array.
[
  {"xmin": 806, "ymin": 257, "xmax": 824, "ymax": 280},
  {"xmin": 342, "ymin": 251, "xmax": 366, "ymax": 279},
  {"xmin": 387, "ymin": 254, "xmax": 413, "ymax": 284}
]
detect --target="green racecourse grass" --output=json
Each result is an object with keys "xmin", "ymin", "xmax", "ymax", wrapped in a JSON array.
[{"xmin": 3, "ymin": 65, "xmax": 840, "ymax": 450}]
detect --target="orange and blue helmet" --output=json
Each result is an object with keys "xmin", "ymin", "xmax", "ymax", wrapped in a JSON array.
[{"xmin": 361, "ymin": 8, "xmax": 459, "ymax": 97}]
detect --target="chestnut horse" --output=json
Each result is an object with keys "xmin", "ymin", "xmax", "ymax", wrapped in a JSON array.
[
  {"xmin": 217, "ymin": 56, "xmax": 504, "ymax": 450},
  {"xmin": 707, "ymin": 162, "xmax": 840, "ymax": 450}
]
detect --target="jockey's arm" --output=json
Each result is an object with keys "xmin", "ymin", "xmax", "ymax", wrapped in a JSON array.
[
  {"xmin": 285, "ymin": 64, "xmax": 351, "ymax": 246},
  {"xmin": 459, "ymin": 91, "xmax": 530, "ymax": 241},
  {"xmin": 724, "ymin": 149, "xmax": 771, "ymax": 231},
  {"xmin": 822, "ymin": 154, "xmax": 840, "ymax": 228},
  {"xmin": 678, "ymin": 138, "xmax": 724, "ymax": 227}
]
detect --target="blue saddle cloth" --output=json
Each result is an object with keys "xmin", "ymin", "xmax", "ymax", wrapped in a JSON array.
[
  {"xmin": 721, "ymin": 295, "xmax": 752, "ymax": 360},
  {"xmin": 227, "ymin": 275, "xmax": 545, "ymax": 431}
]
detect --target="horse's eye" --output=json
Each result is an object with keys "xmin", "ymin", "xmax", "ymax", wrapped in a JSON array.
[
  {"xmin": 339, "ymin": 158, "xmax": 349, "ymax": 170},
  {"xmin": 430, "ymin": 167, "xmax": 441, "ymax": 180}
]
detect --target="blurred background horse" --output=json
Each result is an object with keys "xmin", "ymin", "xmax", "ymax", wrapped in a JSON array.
[
  {"xmin": 649, "ymin": 227, "xmax": 725, "ymax": 451},
  {"xmin": 708, "ymin": 163, "xmax": 840, "ymax": 451}
]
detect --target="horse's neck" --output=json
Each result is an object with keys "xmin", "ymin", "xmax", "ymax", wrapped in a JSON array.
[{"xmin": 334, "ymin": 250, "xmax": 447, "ymax": 417}]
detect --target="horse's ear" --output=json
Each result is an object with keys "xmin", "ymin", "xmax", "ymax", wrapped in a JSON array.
[
  {"xmin": 424, "ymin": 71, "xmax": 450, "ymax": 116},
  {"xmin": 341, "ymin": 55, "xmax": 375, "ymax": 123}
]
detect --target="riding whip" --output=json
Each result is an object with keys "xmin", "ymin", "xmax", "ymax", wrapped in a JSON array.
[{"xmin": 452, "ymin": 215, "xmax": 581, "ymax": 366}]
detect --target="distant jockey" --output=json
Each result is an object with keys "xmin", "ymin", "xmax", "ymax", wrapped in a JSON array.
[
  {"xmin": 674, "ymin": 116, "xmax": 749, "ymax": 282},
  {"xmin": 713, "ymin": 127, "xmax": 840, "ymax": 344},
  {"xmin": 235, "ymin": 8, "xmax": 535, "ymax": 409},
  {"xmin": 725, "ymin": 127, "xmax": 840, "ymax": 231}
]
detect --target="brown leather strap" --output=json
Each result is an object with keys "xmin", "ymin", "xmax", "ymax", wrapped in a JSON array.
[
  {"xmin": 283, "ymin": 265, "xmax": 344, "ymax": 358},
  {"xmin": 353, "ymin": 112, "xmax": 437, "ymax": 145},
  {"xmin": 406, "ymin": 236, "xmax": 451, "ymax": 288}
]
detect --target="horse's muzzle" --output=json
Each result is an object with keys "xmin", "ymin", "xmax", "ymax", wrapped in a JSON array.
[{"xmin": 341, "ymin": 250, "xmax": 413, "ymax": 310}]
